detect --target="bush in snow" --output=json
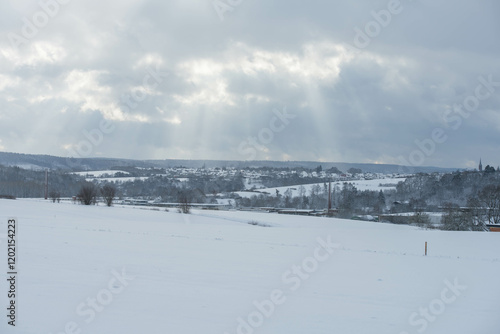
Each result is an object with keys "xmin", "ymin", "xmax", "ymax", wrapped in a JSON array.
[{"xmin": 77, "ymin": 183, "xmax": 98, "ymax": 205}]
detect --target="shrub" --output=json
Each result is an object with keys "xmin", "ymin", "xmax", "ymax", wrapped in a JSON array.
[
  {"xmin": 77, "ymin": 183, "xmax": 98, "ymax": 205},
  {"xmin": 100, "ymin": 184, "xmax": 116, "ymax": 207}
]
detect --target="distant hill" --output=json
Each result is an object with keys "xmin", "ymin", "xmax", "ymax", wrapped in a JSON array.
[
  {"xmin": 0, "ymin": 152, "xmax": 149, "ymax": 171},
  {"xmin": 0, "ymin": 151, "xmax": 459, "ymax": 174}
]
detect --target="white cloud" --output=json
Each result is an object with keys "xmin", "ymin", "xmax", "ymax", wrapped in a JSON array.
[
  {"xmin": 0, "ymin": 74, "xmax": 20, "ymax": 91},
  {"xmin": 62, "ymin": 70, "xmax": 120, "ymax": 117},
  {"xmin": 1, "ymin": 41, "xmax": 66, "ymax": 67},
  {"xmin": 0, "ymin": 0, "xmax": 498, "ymax": 166},
  {"xmin": 173, "ymin": 41, "xmax": 353, "ymax": 108},
  {"xmin": 134, "ymin": 53, "xmax": 166, "ymax": 70}
]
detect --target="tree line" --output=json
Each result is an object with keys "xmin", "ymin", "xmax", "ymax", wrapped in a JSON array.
[{"xmin": 2, "ymin": 164, "xmax": 499, "ymax": 230}]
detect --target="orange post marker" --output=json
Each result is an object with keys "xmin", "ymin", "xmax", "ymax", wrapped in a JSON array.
[{"xmin": 425, "ymin": 241, "xmax": 428, "ymax": 256}]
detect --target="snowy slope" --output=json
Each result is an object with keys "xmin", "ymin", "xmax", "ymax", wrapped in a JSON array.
[
  {"xmin": 236, "ymin": 178, "xmax": 404, "ymax": 198},
  {"xmin": 0, "ymin": 199, "xmax": 498, "ymax": 334},
  {"xmin": 88, "ymin": 176, "xmax": 150, "ymax": 183},
  {"xmin": 73, "ymin": 170, "xmax": 130, "ymax": 177}
]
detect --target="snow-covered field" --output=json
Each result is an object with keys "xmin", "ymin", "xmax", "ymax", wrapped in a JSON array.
[
  {"xmin": 87, "ymin": 176, "xmax": 150, "ymax": 183},
  {"xmin": 0, "ymin": 198, "xmax": 499, "ymax": 334},
  {"xmin": 236, "ymin": 178, "xmax": 404, "ymax": 198},
  {"xmin": 73, "ymin": 170, "xmax": 130, "ymax": 177},
  {"xmin": 72, "ymin": 170, "xmax": 152, "ymax": 183},
  {"xmin": 72, "ymin": 170, "xmax": 188, "ymax": 183}
]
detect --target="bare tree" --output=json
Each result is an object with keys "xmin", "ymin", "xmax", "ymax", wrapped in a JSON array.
[
  {"xmin": 178, "ymin": 191, "xmax": 191, "ymax": 214},
  {"xmin": 478, "ymin": 185, "xmax": 500, "ymax": 225},
  {"xmin": 100, "ymin": 184, "xmax": 116, "ymax": 207},
  {"xmin": 441, "ymin": 204, "xmax": 468, "ymax": 231},
  {"xmin": 441, "ymin": 203, "xmax": 487, "ymax": 231},
  {"xmin": 410, "ymin": 208, "xmax": 431, "ymax": 228},
  {"xmin": 466, "ymin": 197, "xmax": 489, "ymax": 231},
  {"xmin": 49, "ymin": 190, "xmax": 61, "ymax": 203},
  {"xmin": 77, "ymin": 183, "xmax": 98, "ymax": 205}
]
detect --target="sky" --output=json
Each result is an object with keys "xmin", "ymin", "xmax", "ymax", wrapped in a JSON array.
[{"xmin": 0, "ymin": 0, "xmax": 499, "ymax": 169}]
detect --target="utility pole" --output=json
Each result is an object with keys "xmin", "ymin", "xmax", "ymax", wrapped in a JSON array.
[
  {"xmin": 328, "ymin": 181, "xmax": 332, "ymax": 212},
  {"xmin": 44, "ymin": 169, "xmax": 48, "ymax": 200},
  {"xmin": 326, "ymin": 180, "xmax": 334, "ymax": 216}
]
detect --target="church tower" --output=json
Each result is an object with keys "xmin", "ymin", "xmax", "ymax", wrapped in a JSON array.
[{"xmin": 479, "ymin": 158, "xmax": 483, "ymax": 172}]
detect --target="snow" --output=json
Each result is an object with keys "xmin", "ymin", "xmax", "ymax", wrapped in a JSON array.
[
  {"xmin": 244, "ymin": 177, "xmax": 264, "ymax": 190},
  {"xmin": 71, "ymin": 170, "xmax": 151, "ymax": 183},
  {"xmin": 88, "ymin": 176, "xmax": 149, "ymax": 183},
  {"xmin": 382, "ymin": 212, "xmax": 444, "ymax": 225},
  {"xmin": 236, "ymin": 178, "xmax": 404, "ymax": 198},
  {"xmin": 73, "ymin": 170, "xmax": 130, "ymax": 177},
  {"xmin": 344, "ymin": 178, "xmax": 404, "ymax": 191},
  {"xmin": 0, "ymin": 198, "xmax": 499, "ymax": 334}
]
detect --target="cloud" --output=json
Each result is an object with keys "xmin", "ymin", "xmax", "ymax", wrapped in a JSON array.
[{"xmin": 0, "ymin": 0, "xmax": 498, "ymax": 167}]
